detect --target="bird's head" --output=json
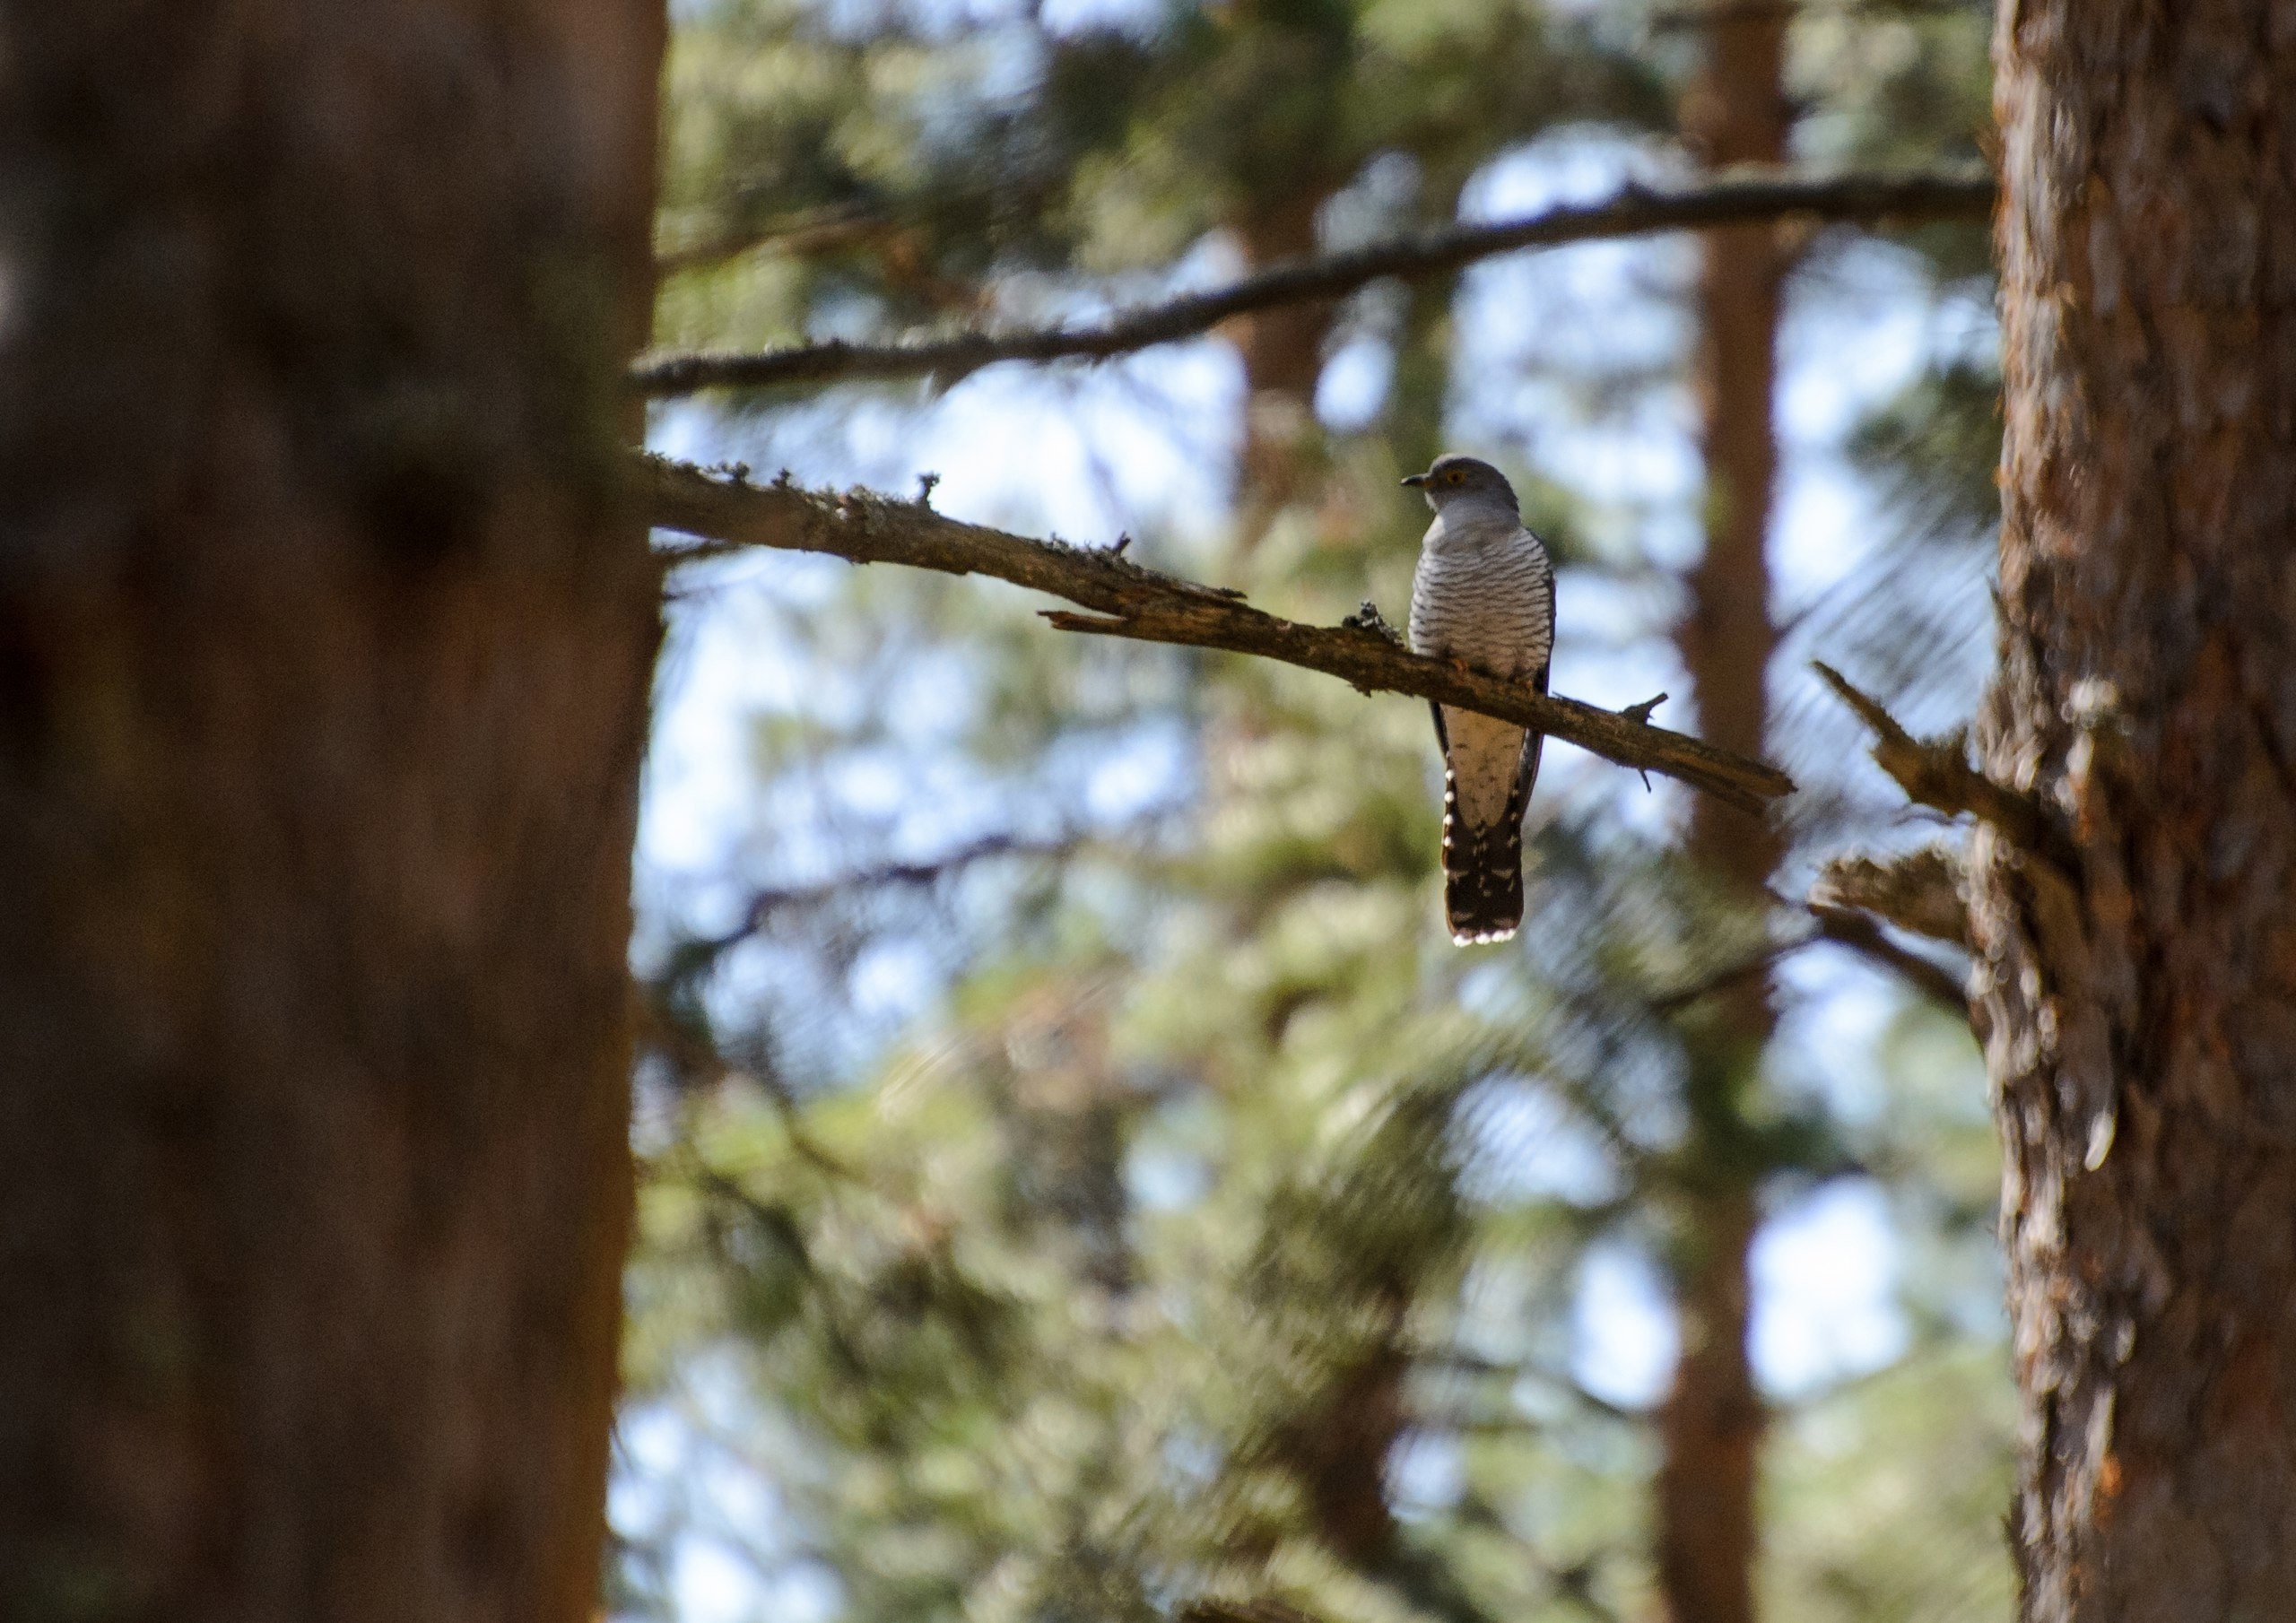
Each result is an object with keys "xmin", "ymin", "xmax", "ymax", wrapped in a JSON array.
[{"xmin": 1402, "ymin": 454, "xmax": 1518, "ymax": 514}]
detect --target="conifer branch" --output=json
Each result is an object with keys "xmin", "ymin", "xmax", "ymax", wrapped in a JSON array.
[
  {"xmin": 1812, "ymin": 661, "xmax": 2074, "ymax": 871},
  {"xmin": 1810, "ymin": 847, "xmax": 1969, "ymax": 948},
  {"xmin": 635, "ymin": 167, "xmax": 1994, "ymax": 397},
  {"xmin": 647, "ymin": 456, "xmax": 1796, "ymax": 814},
  {"xmin": 1804, "ymin": 902, "xmax": 1968, "ymax": 1011}
]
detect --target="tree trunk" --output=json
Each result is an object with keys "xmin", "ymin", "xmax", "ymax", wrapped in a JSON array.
[
  {"xmin": 1658, "ymin": 11, "xmax": 1790, "ymax": 1623},
  {"xmin": 1226, "ymin": 176, "xmax": 1404, "ymax": 1569},
  {"xmin": 0, "ymin": 4, "xmax": 664, "ymax": 1620},
  {"xmin": 1984, "ymin": 7, "xmax": 2296, "ymax": 1618},
  {"xmin": 1231, "ymin": 192, "xmax": 1338, "ymax": 546}
]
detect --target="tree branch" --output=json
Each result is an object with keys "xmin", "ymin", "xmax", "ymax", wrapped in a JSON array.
[
  {"xmin": 635, "ymin": 167, "xmax": 1994, "ymax": 397},
  {"xmin": 656, "ymin": 202, "xmax": 898, "ymax": 277},
  {"xmin": 706, "ymin": 830, "xmax": 1099, "ymax": 948},
  {"xmin": 1804, "ymin": 901, "xmax": 1968, "ymax": 1012},
  {"xmin": 647, "ymin": 456, "xmax": 1796, "ymax": 814},
  {"xmin": 1810, "ymin": 846, "xmax": 1968, "ymax": 948},
  {"xmin": 1648, "ymin": 0, "xmax": 1969, "ymax": 30},
  {"xmin": 1811, "ymin": 661, "xmax": 2074, "ymax": 871}
]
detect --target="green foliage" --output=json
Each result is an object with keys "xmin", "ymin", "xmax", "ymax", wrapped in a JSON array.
[
  {"xmin": 656, "ymin": 0, "xmax": 1665, "ymax": 359},
  {"xmin": 1848, "ymin": 356, "xmax": 2001, "ymax": 543}
]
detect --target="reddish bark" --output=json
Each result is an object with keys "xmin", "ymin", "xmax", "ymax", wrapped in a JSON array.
[
  {"xmin": 1985, "ymin": 6, "xmax": 2296, "ymax": 1618},
  {"xmin": 1230, "ymin": 174, "xmax": 1401, "ymax": 1566},
  {"xmin": 1658, "ymin": 11, "xmax": 1792, "ymax": 1623},
  {"xmin": 1231, "ymin": 192, "xmax": 1340, "ymax": 542},
  {"xmin": 0, "ymin": 4, "xmax": 665, "ymax": 1619}
]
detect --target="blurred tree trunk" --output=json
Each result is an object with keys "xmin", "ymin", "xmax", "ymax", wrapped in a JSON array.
[
  {"xmin": 0, "ymin": 4, "xmax": 664, "ymax": 1620},
  {"xmin": 1230, "ymin": 175, "xmax": 1405, "ymax": 1570},
  {"xmin": 1985, "ymin": 7, "xmax": 2296, "ymax": 1618},
  {"xmin": 1660, "ymin": 12, "xmax": 1791, "ymax": 1623},
  {"xmin": 1232, "ymin": 194, "xmax": 1338, "ymax": 545}
]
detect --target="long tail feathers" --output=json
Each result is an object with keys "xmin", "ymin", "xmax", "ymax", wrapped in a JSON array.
[
  {"xmin": 1441, "ymin": 797, "xmax": 1526, "ymax": 944},
  {"xmin": 1431, "ymin": 673, "xmax": 1547, "ymax": 945}
]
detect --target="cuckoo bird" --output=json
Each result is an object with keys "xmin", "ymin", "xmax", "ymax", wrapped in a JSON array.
[{"xmin": 1404, "ymin": 455, "xmax": 1555, "ymax": 944}]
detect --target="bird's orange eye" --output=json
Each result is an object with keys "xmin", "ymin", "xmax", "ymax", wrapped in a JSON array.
[{"xmin": 1445, "ymin": 469, "xmax": 1465, "ymax": 485}]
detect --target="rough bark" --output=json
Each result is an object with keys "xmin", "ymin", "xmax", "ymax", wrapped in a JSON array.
[
  {"xmin": 1984, "ymin": 6, "xmax": 2296, "ymax": 1618},
  {"xmin": 1657, "ymin": 10, "xmax": 1792, "ymax": 1623},
  {"xmin": 0, "ymin": 4, "xmax": 665, "ymax": 1620}
]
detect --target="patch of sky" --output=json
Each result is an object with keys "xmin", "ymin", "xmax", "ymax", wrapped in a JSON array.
[
  {"xmin": 1083, "ymin": 716, "xmax": 1193, "ymax": 823},
  {"xmin": 1571, "ymin": 1237, "xmax": 1677, "ymax": 1410},
  {"xmin": 1752, "ymin": 1178, "xmax": 1908, "ymax": 1396},
  {"xmin": 1767, "ymin": 939, "xmax": 1925, "ymax": 1133},
  {"xmin": 1317, "ymin": 335, "xmax": 1395, "ymax": 435},
  {"xmin": 1322, "ymin": 150, "xmax": 1428, "ymax": 250},
  {"xmin": 1390, "ymin": 1430, "xmax": 1467, "ymax": 1520},
  {"xmin": 1576, "ymin": 1226, "xmax": 1804, "ymax": 1445},
  {"xmin": 1125, "ymin": 1087, "xmax": 1225, "ymax": 1215},
  {"xmin": 617, "ymin": 1372, "xmax": 844, "ymax": 1623},
  {"xmin": 1160, "ymin": 1426, "xmax": 1222, "ymax": 1490},
  {"xmin": 1125, "ymin": 1142, "xmax": 1210, "ymax": 1212},
  {"xmin": 1770, "ymin": 239, "xmax": 1937, "ymax": 621},
  {"xmin": 848, "ymin": 935, "xmax": 946, "ymax": 1024},
  {"xmin": 1037, "ymin": 0, "xmax": 1167, "ymax": 39},
  {"xmin": 1453, "ymin": 1074, "xmax": 1622, "ymax": 1209}
]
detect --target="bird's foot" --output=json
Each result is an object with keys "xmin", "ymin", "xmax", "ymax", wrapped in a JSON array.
[{"xmin": 1340, "ymin": 600, "xmax": 1405, "ymax": 646}]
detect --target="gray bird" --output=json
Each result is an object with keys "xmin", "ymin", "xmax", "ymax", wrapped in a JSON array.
[{"xmin": 1403, "ymin": 455, "xmax": 1555, "ymax": 944}]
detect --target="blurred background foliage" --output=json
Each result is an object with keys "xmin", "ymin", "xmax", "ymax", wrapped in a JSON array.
[{"xmin": 622, "ymin": 1, "xmax": 2011, "ymax": 1620}]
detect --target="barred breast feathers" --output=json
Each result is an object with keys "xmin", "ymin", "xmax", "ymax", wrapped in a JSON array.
[{"xmin": 1408, "ymin": 509, "xmax": 1555, "ymax": 680}]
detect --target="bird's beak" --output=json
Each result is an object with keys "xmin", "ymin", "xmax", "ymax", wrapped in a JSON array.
[{"xmin": 1400, "ymin": 473, "xmax": 1427, "ymax": 488}]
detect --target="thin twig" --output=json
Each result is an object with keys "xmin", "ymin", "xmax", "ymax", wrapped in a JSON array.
[
  {"xmin": 648, "ymin": 456, "xmax": 1796, "ymax": 814},
  {"xmin": 710, "ymin": 830, "xmax": 1088, "ymax": 946},
  {"xmin": 1805, "ymin": 902, "xmax": 1968, "ymax": 1011},
  {"xmin": 1648, "ymin": 894, "xmax": 1966, "ymax": 1015},
  {"xmin": 635, "ymin": 167, "xmax": 1995, "ymax": 397},
  {"xmin": 656, "ymin": 201, "xmax": 899, "ymax": 276},
  {"xmin": 1648, "ymin": 936, "xmax": 1805, "ymax": 1015},
  {"xmin": 1648, "ymin": 0, "xmax": 1973, "ymax": 30}
]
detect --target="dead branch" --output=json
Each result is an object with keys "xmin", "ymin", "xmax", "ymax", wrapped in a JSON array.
[
  {"xmin": 1182, "ymin": 1601, "xmax": 1326, "ymax": 1623},
  {"xmin": 656, "ymin": 201, "xmax": 899, "ymax": 276},
  {"xmin": 648, "ymin": 457, "xmax": 1796, "ymax": 814},
  {"xmin": 710, "ymin": 830, "xmax": 1096, "ymax": 946},
  {"xmin": 1648, "ymin": 937, "xmax": 1805, "ymax": 1015},
  {"xmin": 1648, "ymin": 0, "xmax": 1971, "ymax": 30},
  {"xmin": 1810, "ymin": 846, "xmax": 1968, "ymax": 947},
  {"xmin": 1804, "ymin": 902, "xmax": 1968, "ymax": 1011},
  {"xmin": 1811, "ymin": 661, "xmax": 2074, "ymax": 870},
  {"xmin": 635, "ymin": 167, "xmax": 1994, "ymax": 397}
]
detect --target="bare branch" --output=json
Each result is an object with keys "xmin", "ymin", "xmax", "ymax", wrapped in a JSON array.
[
  {"xmin": 1811, "ymin": 661, "xmax": 2074, "ymax": 870},
  {"xmin": 1183, "ymin": 1602, "xmax": 1326, "ymax": 1623},
  {"xmin": 1810, "ymin": 846, "xmax": 1968, "ymax": 947},
  {"xmin": 1649, "ymin": 869, "xmax": 1969, "ymax": 1015},
  {"xmin": 656, "ymin": 202, "xmax": 899, "ymax": 276},
  {"xmin": 635, "ymin": 167, "xmax": 1995, "ymax": 398},
  {"xmin": 648, "ymin": 457, "xmax": 1796, "ymax": 814},
  {"xmin": 1805, "ymin": 902, "xmax": 1968, "ymax": 1011},
  {"xmin": 709, "ymin": 830, "xmax": 1095, "ymax": 947},
  {"xmin": 1648, "ymin": 937, "xmax": 1803, "ymax": 1015},
  {"xmin": 1648, "ymin": 0, "xmax": 1971, "ymax": 30}
]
